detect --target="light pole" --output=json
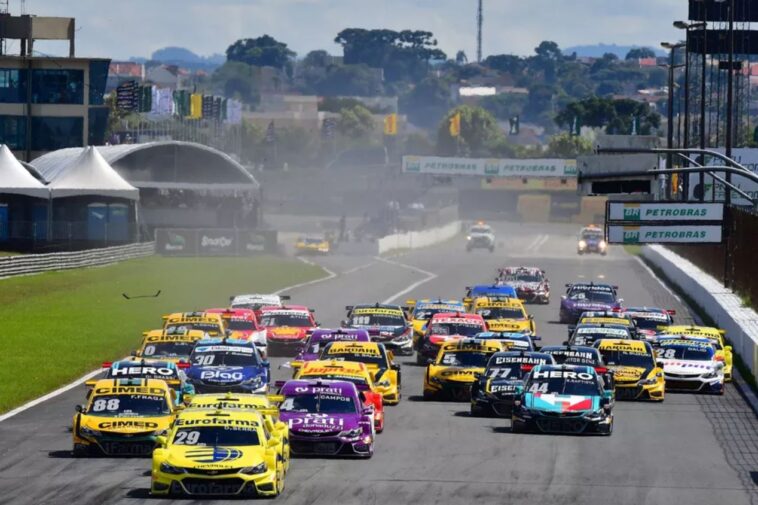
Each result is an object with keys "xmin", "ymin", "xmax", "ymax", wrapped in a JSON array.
[
  {"xmin": 662, "ymin": 42, "xmax": 685, "ymax": 198},
  {"xmin": 715, "ymin": 0, "xmax": 735, "ymax": 206}
]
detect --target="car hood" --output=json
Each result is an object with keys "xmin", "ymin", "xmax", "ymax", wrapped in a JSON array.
[
  {"xmin": 486, "ymin": 378, "xmax": 523, "ymax": 395},
  {"xmin": 486, "ymin": 319, "xmax": 531, "ymax": 332},
  {"xmin": 187, "ymin": 365, "xmax": 265, "ymax": 382},
  {"xmin": 608, "ymin": 366, "xmax": 649, "ymax": 382},
  {"xmin": 660, "ymin": 359, "xmax": 717, "ymax": 375},
  {"xmin": 431, "ymin": 366, "xmax": 483, "ymax": 383},
  {"xmin": 563, "ymin": 300, "xmax": 615, "ymax": 311},
  {"xmin": 279, "ymin": 412, "xmax": 361, "ymax": 433},
  {"xmin": 81, "ymin": 415, "xmax": 172, "ymax": 434},
  {"xmin": 165, "ymin": 445, "xmax": 266, "ymax": 469},
  {"xmin": 525, "ymin": 392, "xmax": 599, "ymax": 413},
  {"xmin": 351, "ymin": 325, "xmax": 405, "ymax": 337},
  {"xmin": 267, "ymin": 327, "xmax": 307, "ymax": 340}
]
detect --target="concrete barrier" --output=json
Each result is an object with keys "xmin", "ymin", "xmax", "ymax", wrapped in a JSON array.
[
  {"xmin": 642, "ymin": 244, "xmax": 758, "ymax": 380},
  {"xmin": 377, "ymin": 221, "xmax": 462, "ymax": 255}
]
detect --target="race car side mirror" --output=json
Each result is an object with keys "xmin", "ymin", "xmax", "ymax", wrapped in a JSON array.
[
  {"xmin": 391, "ymin": 364, "xmax": 401, "ymax": 372},
  {"xmin": 155, "ymin": 436, "xmax": 167, "ymax": 448},
  {"xmin": 341, "ymin": 319, "xmax": 349, "ymax": 327},
  {"xmin": 75, "ymin": 405, "xmax": 85, "ymax": 413},
  {"xmin": 262, "ymin": 360, "xmax": 270, "ymax": 368},
  {"xmin": 562, "ymin": 340, "xmax": 569, "ymax": 346},
  {"xmin": 130, "ymin": 350, "xmax": 137, "ymax": 357},
  {"xmin": 561, "ymin": 295, "xmax": 567, "ymax": 300}
]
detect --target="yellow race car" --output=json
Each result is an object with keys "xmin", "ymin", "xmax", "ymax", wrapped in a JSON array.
[
  {"xmin": 472, "ymin": 296, "xmax": 535, "ymax": 334},
  {"xmin": 135, "ymin": 329, "xmax": 206, "ymax": 364},
  {"xmin": 151, "ymin": 408, "xmax": 286, "ymax": 498},
  {"xmin": 73, "ymin": 378, "xmax": 178, "ymax": 457},
  {"xmin": 162, "ymin": 311, "xmax": 227, "ymax": 337},
  {"xmin": 319, "ymin": 341, "xmax": 401, "ymax": 404},
  {"xmin": 423, "ymin": 339, "xmax": 502, "ymax": 401},
  {"xmin": 295, "ymin": 236, "xmax": 331, "ymax": 255},
  {"xmin": 658, "ymin": 325, "xmax": 733, "ymax": 381},
  {"xmin": 406, "ymin": 298, "xmax": 466, "ymax": 346},
  {"xmin": 596, "ymin": 339, "xmax": 665, "ymax": 401},
  {"xmin": 185, "ymin": 393, "xmax": 289, "ymax": 472}
]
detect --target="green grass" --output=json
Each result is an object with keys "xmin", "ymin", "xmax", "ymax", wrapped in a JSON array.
[
  {"xmin": 623, "ymin": 245, "xmax": 642, "ymax": 257},
  {"xmin": 0, "ymin": 255, "xmax": 324, "ymax": 413}
]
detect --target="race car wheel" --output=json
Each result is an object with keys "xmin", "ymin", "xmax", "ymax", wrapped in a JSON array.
[
  {"xmin": 423, "ymin": 390, "xmax": 435, "ymax": 401},
  {"xmin": 72, "ymin": 444, "xmax": 89, "ymax": 457},
  {"xmin": 470, "ymin": 404, "xmax": 488, "ymax": 417},
  {"xmin": 511, "ymin": 420, "xmax": 525, "ymax": 433},
  {"xmin": 416, "ymin": 352, "xmax": 426, "ymax": 366}
]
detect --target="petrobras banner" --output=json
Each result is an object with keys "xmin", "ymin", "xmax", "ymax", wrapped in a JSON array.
[
  {"xmin": 607, "ymin": 202, "xmax": 724, "ymax": 222},
  {"xmin": 606, "ymin": 225, "xmax": 723, "ymax": 244},
  {"xmin": 402, "ymin": 156, "xmax": 577, "ymax": 178},
  {"xmin": 687, "ymin": 148, "xmax": 758, "ymax": 206}
]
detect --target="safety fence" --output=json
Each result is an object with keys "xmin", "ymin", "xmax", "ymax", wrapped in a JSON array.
[{"xmin": 0, "ymin": 242, "xmax": 155, "ymax": 279}]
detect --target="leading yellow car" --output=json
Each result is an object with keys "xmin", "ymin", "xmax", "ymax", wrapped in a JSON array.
[
  {"xmin": 151, "ymin": 408, "xmax": 286, "ymax": 498},
  {"xmin": 295, "ymin": 235, "xmax": 331, "ymax": 255},
  {"xmin": 406, "ymin": 298, "xmax": 466, "ymax": 345},
  {"xmin": 73, "ymin": 378, "xmax": 178, "ymax": 457},
  {"xmin": 423, "ymin": 340, "xmax": 502, "ymax": 401},
  {"xmin": 319, "ymin": 341, "xmax": 401, "ymax": 404},
  {"xmin": 472, "ymin": 296, "xmax": 535, "ymax": 334},
  {"xmin": 596, "ymin": 339, "xmax": 665, "ymax": 401},
  {"xmin": 658, "ymin": 325, "xmax": 733, "ymax": 381},
  {"xmin": 135, "ymin": 329, "xmax": 206, "ymax": 364},
  {"xmin": 162, "ymin": 311, "xmax": 227, "ymax": 336}
]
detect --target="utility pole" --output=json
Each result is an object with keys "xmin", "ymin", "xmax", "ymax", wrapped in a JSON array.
[
  {"xmin": 724, "ymin": 0, "xmax": 734, "ymax": 206},
  {"xmin": 477, "ymin": 0, "xmax": 483, "ymax": 63}
]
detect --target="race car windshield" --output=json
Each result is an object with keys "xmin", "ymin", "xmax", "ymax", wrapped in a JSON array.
[
  {"xmin": 172, "ymin": 427, "xmax": 261, "ymax": 447},
  {"xmin": 430, "ymin": 323, "xmax": 483, "ymax": 336},
  {"xmin": 439, "ymin": 351, "xmax": 491, "ymax": 367},
  {"xmin": 545, "ymin": 351, "xmax": 600, "ymax": 366},
  {"xmin": 142, "ymin": 342, "xmax": 195, "ymax": 358},
  {"xmin": 413, "ymin": 308, "xmax": 453, "ymax": 320},
  {"xmin": 658, "ymin": 345, "xmax": 714, "ymax": 361},
  {"xmin": 303, "ymin": 238, "xmax": 324, "ymax": 244},
  {"xmin": 165, "ymin": 322, "xmax": 221, "ymax": 334},
  {"xmin": 190, "ymin": 349, "xmax": 259, "ymax": 367},
  {"xmin": 233, "ymin": 302, "xmax": 272, "ymax": 311},
  {"xmin": 528, "ymin": 377, "xmax": 600, "ymax": 396},
  {"xmin": 226, "ymin": 319, "xmax": 256, "ymax": 331},
  {"xmin": 470, "ymin": 226, "xmax": 491, "ymax": 234},
  {"xmin": 280, "ymin": 394, "xmax": 357, "ymax": 414},
  {"xmin": 581, "ymin": 231, "xmax": 603, "ymax": 240},
  {"xmin": 598, "ymin": 349, "xmax": 654, "ymax": 369},
  {"xmin": 350, "ymin": 313, "xmax": 405, "ymax": 326},
  {"xmin": 630, "ymin": 315, "xmax": 668, "ymax": 330},
  {"xmin": 302, "ymin": 374, "xmax": 369, "ymax": 387},
  {"xmin": 568, "ymin": 290, "xmax": 616, "ymax": 303},
  {"xmin": 88, "ymin": 394, "xmax": 170, "ymax": 417},
  {"xmin": 326, "ymin": 352, "xmax": 385, "ymax": 366},
  {"xmin": 477, "ymin": 307, "xmax": 525, "ymax": 319},
  {"xmin": 513, "ymin": 273, "xmax": 542, "ymax": 283},
  {"xmin": 260, "ymin": 313, "xmax": 311, "ymax": 327}
]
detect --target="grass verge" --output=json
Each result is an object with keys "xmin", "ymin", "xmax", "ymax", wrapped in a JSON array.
[{"xmin": 0, "ymin": 255, "xmax": 324, "ymax": 413}]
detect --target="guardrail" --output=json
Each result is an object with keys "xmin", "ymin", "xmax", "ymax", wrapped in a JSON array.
[{"xmin": 0, "ymin": 242, "xmax": 155, "ymax": 279}]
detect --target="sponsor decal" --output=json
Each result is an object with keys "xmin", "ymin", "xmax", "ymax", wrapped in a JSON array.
[
  {"xmin": 176, "ymin": 418, "xmax": 258, "ymax": 427},
  {"xmin": 97, "ymin": 420, "xmax": 159, "ymax": 429},
  {"xmin": 201, "ymin": 235, "xmax": 233, "ymax": 248},
  {"xmin": 146, "ymin": 335, "xmax": 197, "ymax": 343},
  {"xmin": 288, "ymin": 413, "xmax": 345, "ymax": 428},
  {"xmin": 112, "ymin": 366, "xmax": 175, "ymax": 377},
  {"xmin": 186, "ymin": 446, "xmax": 243, "ymax": 463},
  {"xmin": 533, "ymin": 370, "xmax": 594, "ymax": 380},
  {"xmin": 533, "ymin": 393, "xmax": 594, "ymax": 412},
  {"xmin": 490, "ymin": 384, "xmax": 518, "ymax": 393},
  {"xmin": 94, "ymin": 387, "xmax": 165, "ymax": 395},
  {"xmin": 493, "ymin": 356, "xmax": 547, "ymax": 365},
  {"xmin": 200, "ymin": 370, "xmax": 245, "ymax": 381}
]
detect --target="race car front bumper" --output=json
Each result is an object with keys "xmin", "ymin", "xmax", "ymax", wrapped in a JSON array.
[
  {"xmin": 189, "ymin": 380, "xmax": 268, "ymax": 395},
  {"xmin": 517, "ymin": 289, "xmax": 550, "ymax": 304},
  {"xmin": 288, "ymin": 431, "xmax": 373, "ymax": 458},
  {"xmin": 73, "ymin": 432, "xmax": 158, "ymax": 457},
  {"xmin": 424, "ymin": 378, "xmax": 474, "ymax": 401},
  {"xmin": 267, "ymin": 338, "xmax": 307, "ymax": 356},
  {"xmin": 151, "ymin": 466, "xmax": 279, "ymax": 497},
  {"xmin": 417, "ymin": 341, "xmax": 442, "ymax": 364},
  {"xmin": 471, "ymin": 394, "xmax": 516, "ymax": 417},
  {"xmin": 512, "ymin": 408, "xmax": 613, "ymax": 435},
  {"xmin": 378, "ymin": 336, "xmax": 414, "ymax": 356},
  {"xmin": 614, "ymin": 380, "xmax": 665, "ymax": 401},
  {"xmin": 664, "ymin": 373, "xmax": 724, "ymax": 393}
]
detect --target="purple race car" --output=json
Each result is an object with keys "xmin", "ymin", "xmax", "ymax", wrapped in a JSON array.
[
  {"xmin": 279, "ymin": 379, "xmax": 375, "ymax": 458},
  {"xmin": 288, "ymin": 329, "xmax": 371, "ymax": 375},
  {"xmin": 559, "ymin": 283, "xmax": 622, "ymax": 324}
]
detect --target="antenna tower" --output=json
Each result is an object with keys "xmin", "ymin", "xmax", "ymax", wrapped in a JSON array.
[{"xmin": 476, "ymin": 0, "xmax": 483, "ymax": 63}]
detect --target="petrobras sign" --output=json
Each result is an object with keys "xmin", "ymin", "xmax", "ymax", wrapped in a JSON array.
[
  {"xmin": 687, "ymin": 148, "xmax": 758, "ymax": 206},
  {"xmin": 402, "ymin": 156, "xmax": 577, "ymax": 178},
  {"xmin": 607, "ymin": 202, "xmax": 724, "ymax": 222},
  {"xmin": 606, "ymin": 225, "xmax": 723, "ymax": 244}
]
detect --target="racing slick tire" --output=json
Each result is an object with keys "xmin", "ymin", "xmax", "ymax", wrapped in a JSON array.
[
  {"xmin": 511, "ymin": 419, "xmax": 525, "ymax": 433},
  {"xmin": 470, "ymin": 404, "xmax": 490, "ymax": 417},
  {"xmin": 416, "ymin": 352, "xmax": 427, "ymax": 366},
  {"xmin": 72, "ymin": 444, "xmax": 90, "ymax": 457},
  {"xmin": 423, "ymin": 389, "xmax": 435, "ymax": 401}
]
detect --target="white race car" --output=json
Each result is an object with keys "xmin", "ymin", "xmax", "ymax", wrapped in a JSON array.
[
  {"xmin": 466, "ymin": 222, "xmax": 495, "ymax": 252},
  {"xmin": 656, "ymin": 337, "xmax": 724, "ymax": 394},
  {"xmin": 230, "ymin": 293, "xmax": 290, "ymax": 313}
]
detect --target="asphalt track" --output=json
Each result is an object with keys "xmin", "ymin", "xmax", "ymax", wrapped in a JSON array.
[{"xmin": 1, "ymin": 222, "xmax": 757, "ymax": 505}]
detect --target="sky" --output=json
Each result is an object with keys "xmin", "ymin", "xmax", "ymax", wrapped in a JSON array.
[{"xmin": 21, "ymin": 0, "xmax": 688, "ymax": 61}]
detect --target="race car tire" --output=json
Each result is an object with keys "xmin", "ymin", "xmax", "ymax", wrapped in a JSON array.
[
  {"xmin": 470, "ymin": 404, "xmax": 489, "ymax": 417},
  {"xmin": 511, "ymin": 420, "xmax": 525, "ymax": 433},
  {"xmin": 558, "ymin": 312, "xmax": 569, "ymax": 324},
  {"xmin": 423, "ymin": 390, "xmax": 435, "ymax": 401},
  {"xmin": 602, "ymin": 419, "xmax": 613, "ymax": 436},
  {"xmin": 72, "ymin": 444, "xmax": 89, "ymax": 457},
  {"xmin": 416, "ymin": 352, "xmax": 426, "ymax": 366}
]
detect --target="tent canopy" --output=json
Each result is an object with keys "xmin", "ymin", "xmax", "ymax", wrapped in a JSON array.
[
  {"xmin": 0, "ymin": 145, "xmax": 49, "ymax": 198},
  {"xmin": 46, "ymin": 146, "xmax": 139, "ymax": 200}
]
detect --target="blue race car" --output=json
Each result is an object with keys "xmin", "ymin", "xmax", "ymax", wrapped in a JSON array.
[
  {"xmin": 464, "ymin": 284, "xmax": 518, "ymax": 310},
  {"xmin": 185, "ymin": 338, "xmax": 270, "ymax": 394},
  {"xmin": 511, "ymin": 364, "xmax": 614, "ymax": 435}
]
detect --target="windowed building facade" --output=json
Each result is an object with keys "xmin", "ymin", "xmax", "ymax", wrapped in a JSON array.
[{"xmin": 0, "ymin": 57, "xmax": 110, "ymax": 161}]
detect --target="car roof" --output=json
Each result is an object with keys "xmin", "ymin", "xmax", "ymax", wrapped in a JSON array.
[
  {"xmin": 91, "ymin": 378, "xmax": 172, "ymax": 393},
  {"xmin": 596, "ymin": 339, "xmax": 650, "ymax": 352},
  {"xmin": 432, "ymin": 312, "xmax": 483, "ymax": 320},
  {"xmin": 323, "ymin": 341, "xmax": 383, "ymax": 352},
  {"xmin": 261, "ymin": 305, "xmax": 310, "ymax": 312}
]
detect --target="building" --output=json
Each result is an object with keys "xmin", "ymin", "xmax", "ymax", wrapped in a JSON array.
[
  {"xmin": 145, "ymin": 64, "xmax": 190, "ymax": 89},
  {"xmin": 106, "ymin": 61, "xmax": 145, "ymax": 91},
  {"xmin": 0, "ymin": 15, "xmax": 110, "ymax": 162}
]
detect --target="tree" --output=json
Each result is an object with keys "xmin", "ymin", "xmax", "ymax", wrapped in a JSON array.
[
  {"xmin": 455, "ymin": 50, "xmax": 468, "ymax": 65},
  {"xmin": 545, "ymin": 133, "xmax": 593, "ymax": 157},
  {"xmin": 399, "ymin": 75, "xmax": 452, "ymax": 128},
  {"xmin": 226, "ymin": 35, "xmax": 295, "ymax": 70},
  {"xmin": 483, "ymin": 54, "xmax": 525, "ymax": 75},
  {"xmin": 523, "ymin": 84, "xmax": 556, "ymax": 122},
  {"xmin": 337, "ymin": 104, "xmax": 376, "ymax": 138},
  {"xmin": 625, "ymin": 47, "xmax": 656, "ymax": 60},
  {"xmin": 479, "ymin": 93, "xmax": 527, "ymax": 121},
  {"xmin": 312, "ymin": 64, "xmax": 384, "ymax": 96},
  {"xmin": 555, "ymin": 96, "xmax": 660, "ymax": 135},
  {"xmin": 436, "ymin": 105, "xmax": 503, "ymax": 157},
  {"xmin": 303, "ymin": 49, "xmax": 332, "ymax": 69},
  {"xmin": 211, "ymin": 61, "xmax": 258, "ymax": 104}
]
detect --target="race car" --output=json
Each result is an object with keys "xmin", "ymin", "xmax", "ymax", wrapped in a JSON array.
[
  {"xmin": 204, "ymin": 308, "xmax": 267, "ymax": 356},
  {"xmin": 463, "ymin": 284, "xmax": 518, "ymax": 311},
  {"xmin": 406, "ymin": 298, "xmax": 466, "ymax": 345},
  {"xmin": 622, "ymin": 307, "xmax": 676, "ymax": 342},
  {"xmin": 73, "ymin": 378, "xmax": 177, "ymax": 457},
  {"xmin": 658, "ymin": 325, "xmax": 733, "ymax": 381},
  {"xmin": 559, "ymin": 283, "xmax": 622, "ymax": 324},
  {"xmin": 577, "ymin": 225, "xmax": 608, "ymax": 255},
  {"xmin": 279, "ymin": 380, "xmax": 375, "ymax": 458},
  {"xmin": 423, "ymin": 340, "xmax": 502, "ymax": 401},
  {"xmin": 291, "ymin": 360, "xmax": 385, "ymax": 432},
  {"xmin": 319, "ymin": 341, "xmax": 401, "ymax": 404},
  {"xmin": 656, "ymin": 336, "xmax": 725, "ymax": 394},
  {"xmin": 497, "ymin": 267, "xmax": 550, "ymax": 304},
  {"xmin": 151, "ymin": 408, "xmax": 286, "ymax": 497},
  {"xmin": 162, "ymin": 312, "xmax": 227, "ymax": 337},
  {"xmin": 511, "ymin": 364, "xmax": 614, "ymax": 435},
  {"xmin": 289, "ymin": 328, "xmax": 371, "ymax": 374},
  {"xmin": 541, "ymin": 345, "xmax": 615, "ymax": 391},
  {"xmin": 87, "ymin": 360, "xmax": 195, "ymax": 405},
  {"xmin": 415, "ymin": 311, "xmax": 488, "ymax": 365},
  {"xmin": 230, "ymin": 293, "xmax": 290, "ymax": 319},
  {"xmin": 595, "ymin": 339, "xmax": 665, "ymax": 401},
  {"xmin": 135, "ymin": 329, "xmax": 206, "ymax": 364},
  {"xmin": 567, "ymin": 323, "xmax": 633, "ymax": 347},
  {"xmin": 342, "ymin": 304, "xmax": 413, "ymax": 356},
  {"xmin": 259, "ymin": 305, "xmax": 318, "ymax": 356},
  {"xmin": 472, "ymin": 296, "xmax": 535, "ymax": 334},
  {"xmin": 470, "ymin": 331, "xmax": 538, "ymax": 352},
  {"xmin": 185, "ymin": 338, "xmax": 269, "ymax": 394},
  {"xmin": 466, "ymin": 222, "xmax": 495, "ymax": 252},
  {"xmin": 470, "ymin": 351, "xmax": 555, "ymax": 417},
  {"xmin": 571, "ymin": 312, "xmax": 638, "ymax": 339},
  {"xmin": 184, "ymin": 392, "xmax": 290, "ymax": 472},
  {"xmin": 295, "ymin": 235, "xmax": 331, "ymax": 255}
]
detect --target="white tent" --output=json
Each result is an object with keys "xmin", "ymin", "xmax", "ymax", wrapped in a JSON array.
[
  {"xmin": 0, "ymin": 145, "xmax": 49, "ymax": 199},
  {"xmin": 48, "ymin": 146, "xmax": 139, "ymax": 200}
]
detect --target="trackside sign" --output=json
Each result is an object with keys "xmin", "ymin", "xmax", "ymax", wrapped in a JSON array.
[
  {"xmin": 607, "ymin": 225, "xmax": 723, "ymax": 244},
  {"xmin": 607, "ymin": 202, "xmax": 724, "ymax": 222},
  {"xmin": 402, "ymin": 156, "xmax": 577, "ymax": 178}
]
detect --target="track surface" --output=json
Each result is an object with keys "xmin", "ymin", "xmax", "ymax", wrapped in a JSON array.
[{"xmin": 1, "ymin": 222, "xmax": 757, "ymax": 505}]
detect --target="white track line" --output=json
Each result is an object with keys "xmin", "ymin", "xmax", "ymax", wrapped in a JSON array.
[
  {"xmin": 342, "ymin": 262, "xmax": 376, "ymax": 275},
  {"xmin": 524, "ymin": 235, "xmax": 541, "ymax": 252},
  {"xmin": 376, "ymin": 256, "xmax": 438, "ymax": 304},
  {"xmin": 0, "ymin": 257, "xmax": 338, "ymax": 424}
]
